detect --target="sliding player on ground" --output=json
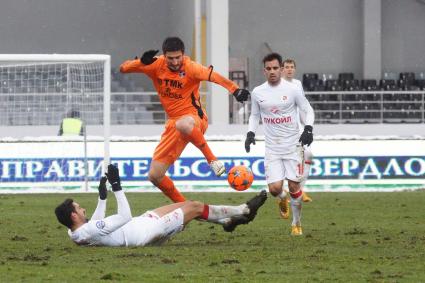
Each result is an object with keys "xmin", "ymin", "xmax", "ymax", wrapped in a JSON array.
[{"xmin": 55, "ymin": 165, "xmax": 267, "ymax": 247}]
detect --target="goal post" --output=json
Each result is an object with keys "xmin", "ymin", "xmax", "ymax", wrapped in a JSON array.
[{"xmin": 0, "ymin": 54, "xmax": 110, "ymax": 192}]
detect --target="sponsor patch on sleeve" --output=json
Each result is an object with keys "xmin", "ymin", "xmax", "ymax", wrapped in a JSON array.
[{"xmin": 95, "ymin": 220, "xmax": 105, "ymax": 229}]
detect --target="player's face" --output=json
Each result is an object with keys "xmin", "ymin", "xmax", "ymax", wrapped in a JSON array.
[
  {"xmin": 264, "ymin": 59, "xmax": 283, "ymax": 85},
  {"xmin": 165, "ymin": 50, "xmax": 184, "ymax": 72},
  {"xmin": 72, "ymin": 202, "xmax": 87, "ymax": 222},
  {"xmin": 283, "ymin": 63, "xmax": 296, "ymax": 80}
]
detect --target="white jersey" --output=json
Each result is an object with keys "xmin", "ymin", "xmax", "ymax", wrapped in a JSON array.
[
  {"xmin": 68, "ymin": 191, "xmax": 133, "ymax": 247},
  {"xmin": 287, "ymin": 78, "xmax": 308, "ymax": 129},
  {"xmin": 291, "ymin": 78, "xmax": 304, "ymax": 93},
  {"xmin": 248, "ymin": 78, "xmax": 314, "ymax": 155}
]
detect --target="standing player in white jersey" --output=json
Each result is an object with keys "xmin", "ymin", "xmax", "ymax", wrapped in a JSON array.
[
  {"xmin": 54, "ymin": 165, "xmax": 267, "ymax": 247},
  {"xmin": 245, "ymin": 53, "xmax": 315, "ymax": 236},
  {"xmin": 282, "ymin": 58, "xmax": 314, "ymax": 207}
]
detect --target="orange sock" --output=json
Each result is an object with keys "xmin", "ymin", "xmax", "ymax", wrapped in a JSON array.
[
  {"xmin": 184, "ymin": 127, "xmax": 216, "ymax": 163},
  {"xmin": 157, "ymin": 176, "xmax": 186, "ymax": 203}
]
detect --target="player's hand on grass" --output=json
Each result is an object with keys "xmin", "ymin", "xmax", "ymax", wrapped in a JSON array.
[
  {"xmin": 106, "ymin": 164, "xmax": 122, "ymax": 192},
  {"xmin": 233, "ymin": 88, "xmax": 250, "ymax": 103},
  {"xmin": 245, "ymin": 131, "xmax": 256, "ymax": 153},
  {"xmin": 141, "ymin": 50, "xmax": 159, "ymax": 65},
  {"xmin": 299, "ymin": 125, "xmax": 313, "ymax": 146},
  {"xmin": 98, "ymin": 176, "xmax": 107, "ymax": 200}
]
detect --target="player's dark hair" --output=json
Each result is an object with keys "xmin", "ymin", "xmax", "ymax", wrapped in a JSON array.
[
  {"xmin": 55, "ymin": 198, "xmax": 75, "ymax": 229},
  {"xmin": 263, "ymin": 53, "xmax": 282, "ymax": 66},
  {"xmin": 283, "ymin": 58, "xmax": 296, "ymax": 68},
  {"xmin": 162, "ymin": 37, "xmax": 185, "ymax": 54}
]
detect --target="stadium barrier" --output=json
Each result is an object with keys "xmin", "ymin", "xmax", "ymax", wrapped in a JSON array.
[
  {"xmin": 1, "ymin": 90, "xmax": 424, "ymax": 127},
  {"xmin": 0, "ymin": 137, "xmax": 424, "ymax": 193}
]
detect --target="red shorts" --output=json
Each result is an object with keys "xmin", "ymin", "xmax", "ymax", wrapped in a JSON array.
[{"xmin": 153, "ymin": 114, "xmax": 208, "ymax": 164}]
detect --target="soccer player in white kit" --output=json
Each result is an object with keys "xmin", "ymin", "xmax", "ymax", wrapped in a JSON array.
[
  {"xmin": 245, "ymin": 53, "xmax": 315, "ymax": 236},
  {"xmin": 55, "ymin": 165, "xmax": 267, "ymax": 247},
  {"xmin": 282, "ymin": 59, "xmax": 314, "ymax": 206}
]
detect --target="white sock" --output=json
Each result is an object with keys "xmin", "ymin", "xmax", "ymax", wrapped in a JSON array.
[
  {"xmin": 302, "ymin": 148, "xmax": 313, "ymax": 188},
  {"xmin": 276, "ymin": 189, "xmax": 287, "ymax": 200},
  {"xmin": 301, "ymin": 161, "xmax": 311, "ymax": 188},
  {"xmin": 207, "ymin": 204, "xmax": 248, "ymax": 222},
  {"xmin": 290, "ymin": 196, "xmax": 302, "ymax": 226}
]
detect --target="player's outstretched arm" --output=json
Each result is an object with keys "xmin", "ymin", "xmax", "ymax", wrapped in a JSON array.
[
  {"xmin": 91, "ymin": 176, "xmax": 108, "ymax": 221},
  {"xmin": 119, "ymin": 58, "xmax": 142, "ymax": 73},
  {"xmin": 120, "ymin": 51, "xmax": 160, "ymax": 74},
  {"xmin": 89, "ymin": 165, "xmax": 132, "ymax": 236},
  {"xmin": 206, "ymin": 69, "xmax": 251, "ymax": 102},
  {"xmin": 190, "ymin": 62, "xmax": 241, "ymax": 95},
  {"xmin": 105, "ymin": 164, "xmax": 132, "ymax": 220}
]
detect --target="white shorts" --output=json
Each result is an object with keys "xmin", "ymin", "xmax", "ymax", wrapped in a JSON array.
[
  {"xmin": 265, "ymin": 146, "xmax": 304, "ymax": 184},
  {"xmin": 124, "ymin": 208, "xmax": 184, "ymax": 247}
]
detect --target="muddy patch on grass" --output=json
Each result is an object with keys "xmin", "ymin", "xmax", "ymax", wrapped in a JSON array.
[
  {"xmin": 222, "ymin": 259, "xmax": 240, "ymax": 264},
  {"xmin": 10, "ymin": 235, "xmax": 28, "ymax": 241},
  {"xmin": 100, "ymin": 272, "xmax": 126, "ymax": 280}
]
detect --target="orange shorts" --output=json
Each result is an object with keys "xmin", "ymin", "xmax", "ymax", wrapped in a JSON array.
[{"xmin": 153, "ymin": 114, "xmax": 209, "ymax": 165}]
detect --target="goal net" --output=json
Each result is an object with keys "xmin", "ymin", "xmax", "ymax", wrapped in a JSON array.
[{"xmin": 0, "ymin": 54, "xmax": 110, "ymax": 192}]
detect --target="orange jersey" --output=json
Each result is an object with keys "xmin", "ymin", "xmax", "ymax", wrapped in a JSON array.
[{"xmin": 120, "ymin": 55, "xmax": 239, "ymax": 118}]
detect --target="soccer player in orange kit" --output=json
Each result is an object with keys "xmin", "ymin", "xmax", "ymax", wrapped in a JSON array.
[{"xmin": 120, "ymin": 37, "xmax": 250, "ymax": 202}]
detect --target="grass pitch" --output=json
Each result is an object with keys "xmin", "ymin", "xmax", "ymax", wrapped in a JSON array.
[{"xmin": 0, "ymin": 191, "xmax": 424, "ymax": 282}]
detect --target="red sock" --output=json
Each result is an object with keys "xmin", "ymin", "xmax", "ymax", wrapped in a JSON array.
[
  {"xmin": 184, "ymin": 127, "xmax": 216, "ymax": 163},
  {"xmin": 290, "ymin": 190, "xmax": 303, "ymax": 199},
  {"xmin": 200, "ymin": 204, "xmax": 209, "ymax": 220},
  {"xmin": 157, "ymin": 176, "xmax": 186, "ymax": 203}
]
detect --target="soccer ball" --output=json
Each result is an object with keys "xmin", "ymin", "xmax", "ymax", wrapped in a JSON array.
[{"xmin": 227, "ymin": 165, "xmax": 254, "ymax": 191}]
